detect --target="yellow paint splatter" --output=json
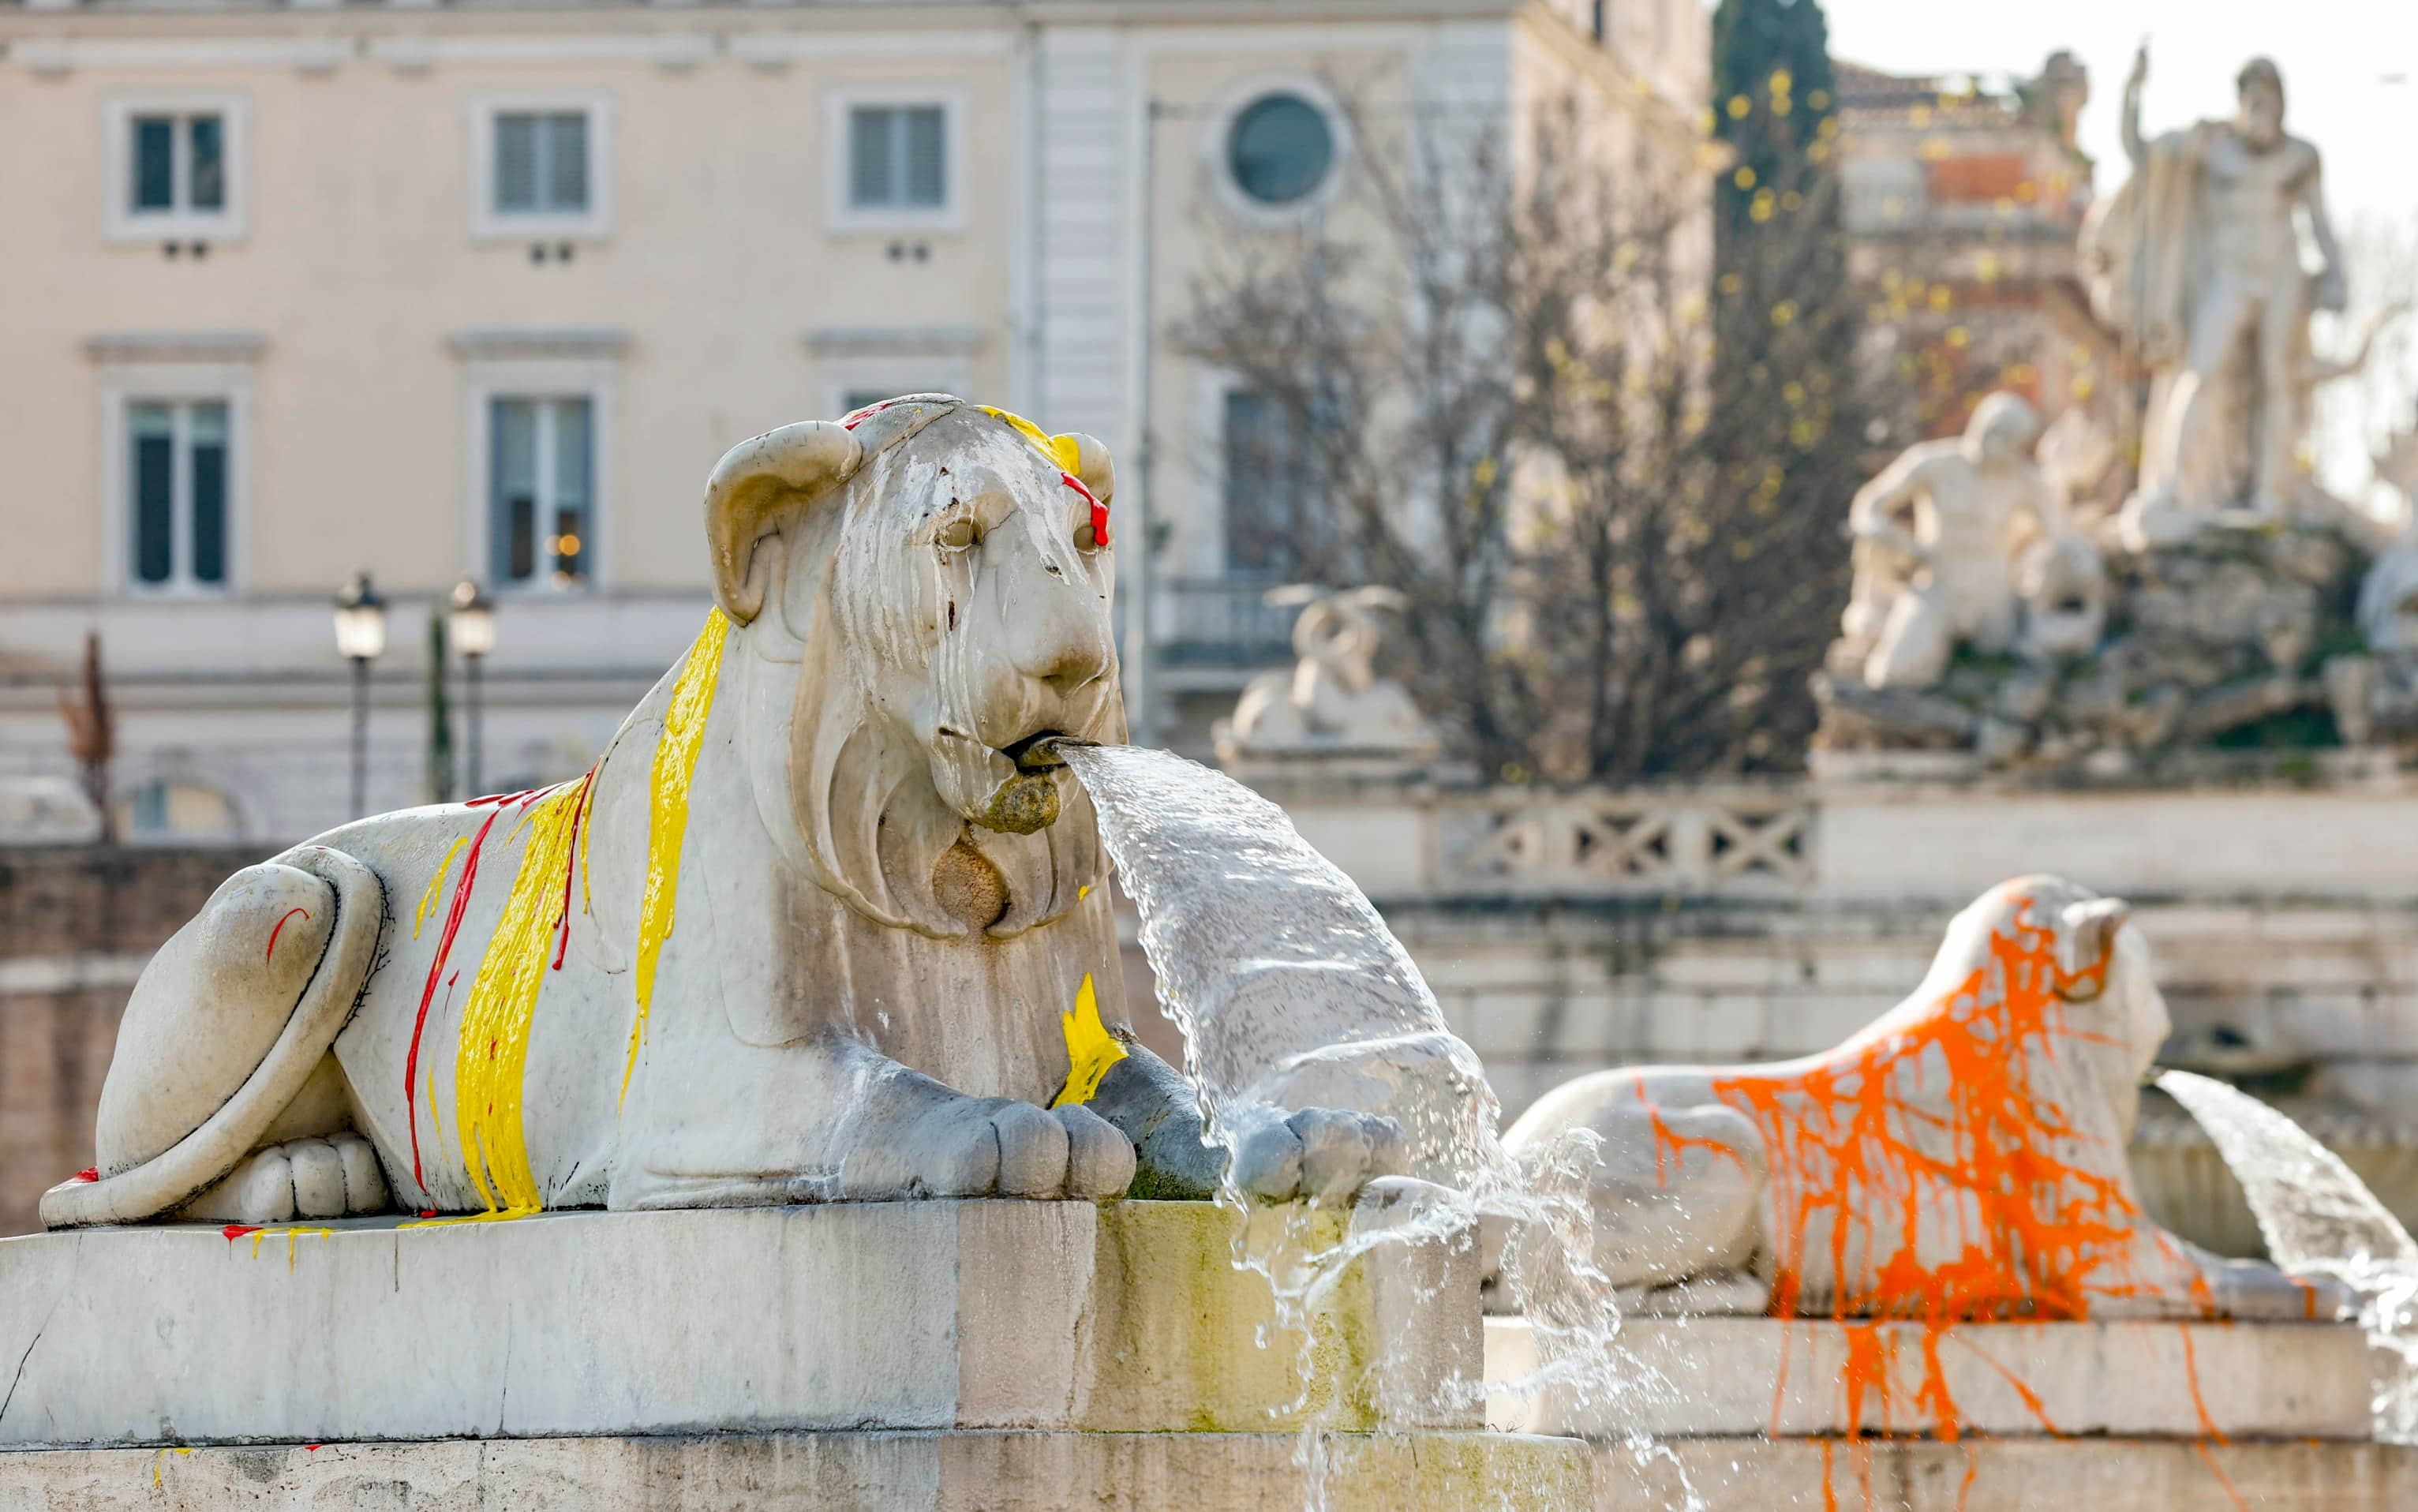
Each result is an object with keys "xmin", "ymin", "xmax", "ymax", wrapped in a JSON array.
[
  {"xmin": 977, "ymin": 405, "xmax": 1084, "ymax": 474},
  {"xmin": 454, "ymin": 781, "xmax": 589, "ymax": 1213},
  {"xmin": 153, "ymin": 1446, "xmax": 193, "ymax": 1486},
  {"xmin": 1050, "ymin": 972, "xmax": 1126, "ymax": 1109},
  {"xmin": 414, "ymin": 835, "xmax": 470, "ymax": 940},
  {"xmin": 624, "ymin": 609, "xmax": 729, "ymax": 1107}
]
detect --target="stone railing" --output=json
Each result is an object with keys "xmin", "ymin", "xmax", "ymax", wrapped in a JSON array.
[{"xmin": 1427, "ymin": 789, "xmax": 1817, "ymax": 896}]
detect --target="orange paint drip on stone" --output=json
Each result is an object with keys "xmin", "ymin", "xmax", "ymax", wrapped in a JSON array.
[{"xmin": 1641, "ymin": 896, "xmax": 2213, "ymax": 1463}]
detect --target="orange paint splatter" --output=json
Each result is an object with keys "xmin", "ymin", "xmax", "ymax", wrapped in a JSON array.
[
  {"xmin": 264, "ymin": 907, "xmax": 310, "ymax": 963},
  {"xmin": 1640, "ymin": 895, "xmax": 2213, "ymax": 1464}
]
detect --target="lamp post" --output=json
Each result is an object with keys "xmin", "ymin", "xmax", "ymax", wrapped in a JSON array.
[
  {"xmin": 331, "ymin": 571, "xmax": 388, "ymax": 819},
  {"xmin": 447, "ymin": 576, "xmax": 497, "ymax": 796}
]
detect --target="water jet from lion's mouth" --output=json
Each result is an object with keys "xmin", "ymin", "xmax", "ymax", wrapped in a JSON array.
[{"xmin": 1002, "ymin": 731, "xmax": 1081, "ymax": 771}]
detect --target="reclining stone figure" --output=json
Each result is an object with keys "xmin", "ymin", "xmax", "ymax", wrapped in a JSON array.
[
  {"xmin": 44, "ymin": 396, "xmax": 1402, "ymax": 1229},
  {"xmin": 1503, "ymin": 876, "xmax": 2344, "ymax": 1323}
]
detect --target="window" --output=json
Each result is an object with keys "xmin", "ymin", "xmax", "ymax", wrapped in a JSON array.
[
  {"xmin": 1226, "ymin": 94, "xmax": 1336, "ymax": 208},
  {"xmin": 489, "ymin": 396, "xmax": 593, "ymax": 589},
  {"xmin": 1222, "ymin": 391, "xmax": 1319, "ymax": 577},
  {"xmin": 824, "ymin": 89, "xmax": 965, "ymax": 231},
  {"xmin": 105, "ymin": 95, "xmax": 245, "ymax": 241},
  {"xmin": 494, "ymin": 111, "xmax": 590, "ymax": 216},
  {"xmin": 125, "ymin": 399, "xmax": 230, "ymax": 591},
  {"xmin": 117, "ymin": 780, "xmax": 241, "ymax": 842},
  {"xmin": 471, "ymin": 95, "xmax": 608, "ymax": 239}
]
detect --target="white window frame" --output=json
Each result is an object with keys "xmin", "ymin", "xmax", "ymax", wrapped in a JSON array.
[
  {"xmin": 103, "ymin": 92, "xmax": 248, "ymax": 243},
  {"xmin": 822, "ymin": 85, "xmax": 968, "ymax": 235},
  {"xmin": 469, "ymin": 92, "xmax": 611, "ymax": 241},
  {"xmin": 461, "ymin": 357, "xmax": 616, "ymax": 594},
  {"xmin": 99, "ymin": 362, "xmax": 251, "ymax": 597},
  {"xmin": 1200, "ymin": 75, "xmax": 1354, "ymax": 231}
]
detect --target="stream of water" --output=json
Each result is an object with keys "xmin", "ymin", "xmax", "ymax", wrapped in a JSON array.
[
  {"xmin": 1058, "ymin": 743, "xmax": 1676, "ymax": 1505},
  {"xmin": 2155, "ymin": 1068, "xmax": 2418, "ymax": 1441}
]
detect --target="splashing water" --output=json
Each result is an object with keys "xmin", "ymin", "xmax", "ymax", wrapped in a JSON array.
[
  {"xmin": 2155, "ymin": 1068, "xmax": 2418, "ymax": 1442},
  {"xmin": 1057, "ymin": 744, "xmax": 1675, "ymax": 1505}
]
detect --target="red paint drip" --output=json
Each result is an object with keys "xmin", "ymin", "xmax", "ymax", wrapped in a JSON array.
[
  {"xmin": 841, "ymin": 399, "xmax": 904, "ymax": 431},
  {"xmin": 465, "ymin": 789, "xmax": 533, "ymax": 809},
  {"xmin": 264, "ymin": 907, "xmax": 311, "ymax": 963},
  {"xmin": 1062, "ymin": 471, "xmax": 1109, "ymax": 548},
  {"xmin": 305, "ymin": 1444, "xmax": 321, "ymax": 1452},
  {"xmin": 221, "ymin": 1225, "xmax": 260, "ymax": 1241},
  {"xmin": 73, "ymin": 1167, "xmax": 98, "ymax": 1184},
  {"xmin": 417, "ymin": 1210, "xmax": 438, "ymax": 1219},
  {"xmin": 551, "ymin": 767, "xmax": 597, "ymax": 971},
  {"xmin": 406, "ymin": 807, "xmax": 503, "ymax": 1192}
]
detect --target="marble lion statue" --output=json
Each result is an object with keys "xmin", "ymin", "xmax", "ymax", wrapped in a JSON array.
[
  {"xmin": 1502, "ymin": 876, "xmax": 2344, "ymax": 1323},
  {"xmin": 45, "ymin": 395, "xmax": 1402, "ymax": 1229}
]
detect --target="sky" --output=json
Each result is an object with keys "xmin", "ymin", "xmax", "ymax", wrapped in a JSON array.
[
  {"xmin": 1823, "ymin": 0, "xmax": 2417, "ymax": 225},
  {"xmin": 1822, "ymin": 0, "xmax": 2418, "ymax": 500}
]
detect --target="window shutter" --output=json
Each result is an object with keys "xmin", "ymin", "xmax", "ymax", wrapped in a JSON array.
[
  {"xmin": 547, "ymin": 113, "xmax": 588, "ymax": 212},
  {"xmin": 129, "ymin": 403, "xmax": 177, "ymax": 585},
  {"xmin": 189, "ymin": 402, "xmax": 229, "ymax": 586},
  {"xmin": 187, "ymin": 116, "xmax": 225, "ymax": 211},
  {"xmin": 850, "ymin": 106, "xmax": 894, "ymax": 208},
  {"xmin": 904, "ymin": 107, "xmax": 945, "ymax": 208},
  {"xmin": 132, "ymin": 117, "xmax": 176, "ymax": 211},
  {"xmin": 495, "ymin": 114, "xmax": 537, "ymax": 212}
]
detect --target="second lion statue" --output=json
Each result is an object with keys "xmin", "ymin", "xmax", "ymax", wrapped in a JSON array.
[{"xmin": 45, "ymin": 396, "xmax": 1402, "ymax": 1229}]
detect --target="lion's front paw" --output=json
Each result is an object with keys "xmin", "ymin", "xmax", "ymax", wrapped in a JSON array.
[
  {"xmin": 843, "ymin": 1097, "xmax": 1136, "ymax": 1201},
  {"xmin": 182, "ymin": 1134, "xmax": 391, "ymax": 1225},
  {"xmin": 1233, "ymin": 1108, "xmax": 1409, "ymax": 1205}
]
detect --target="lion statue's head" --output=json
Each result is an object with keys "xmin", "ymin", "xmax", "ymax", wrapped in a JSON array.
[
  {"xmin": 1930, "ymin": 873, "xmax": 2171, "ymax": 1143},
  {"xmin": 701, "ymin": 395, "xmax": 1125, "ymax": 941}
]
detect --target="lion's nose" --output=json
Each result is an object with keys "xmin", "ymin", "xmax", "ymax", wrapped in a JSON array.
[{"xmin": 1008, "ymin": 591, "xmax": 1113, "ymax": 696}]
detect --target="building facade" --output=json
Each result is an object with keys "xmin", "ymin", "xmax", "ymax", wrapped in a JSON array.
[{"xmin": 0, "ymin": 0, "xmax": 1708, "ymax": 842}]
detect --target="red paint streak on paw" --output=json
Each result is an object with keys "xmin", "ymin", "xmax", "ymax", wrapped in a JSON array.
[
  {"xmin": 73, "ymin": 1168, "xmax": 98, "ymax": 1184},
  {"xmin": 264, "ymin": 907, "xmax": 312, "ymax": 964},
  {"xmin": 551, "ymin": 767, "xmax": 597, "ymax": 971},
  {"xmin": 221, "ymin": 1225, "xmax": 260, "ymax": 1241}
]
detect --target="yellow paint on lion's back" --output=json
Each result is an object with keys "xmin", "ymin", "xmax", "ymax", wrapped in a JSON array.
[
  {"xmin": 623, "ymin": 607, "xmax": 731, "ymax": 1106},
  {"xmin": 452, "ymin": 780, "xmax": 587, "ymax": 1214}
]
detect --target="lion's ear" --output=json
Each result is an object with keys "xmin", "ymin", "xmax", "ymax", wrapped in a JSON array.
[
  {"xmin": 1054, "ymin": 432, "xmax": 1114, "ymax": 507},
  {"xmin": 2059, "ymin": 896, "xmax": 2131, "ymax": 994},
  {"xmin": 703, "ymin": 421, "xmax": 865, "ymax": 625}
]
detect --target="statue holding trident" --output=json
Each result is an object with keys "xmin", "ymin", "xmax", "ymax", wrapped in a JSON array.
[{"xmin": 2085, "ymin": 45, "xmax": 2347, "ymax": 547}]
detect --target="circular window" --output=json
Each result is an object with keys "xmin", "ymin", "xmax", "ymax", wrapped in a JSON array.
[{"xmin": 1226, "ymin": 94, "xmax": 1336, "ymax": 207}]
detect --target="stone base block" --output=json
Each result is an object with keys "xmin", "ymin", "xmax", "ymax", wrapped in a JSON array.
[
  {"xmin": 0, "ymin": 1199, "xmax": 1480, "ymax": 1448},
  {"xmin": 0, "ymin": 1430, "xmax": 1594, "ymax": 1510},
  {"xmin": 1595, "ymin": 1437, "xmax": 2418, "ymax": 1511},
  {"xmin": 1486, "ymin": 1315, "xmax": 2372, "ymax": 1439}
]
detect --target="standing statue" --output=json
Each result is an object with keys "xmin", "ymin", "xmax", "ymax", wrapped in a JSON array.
[
  {"xmin": 2086, "ymin": 47, "xmax": 2347, "ymax": 545},
  {"xmin": 1838, "ymin": 394, "xmax": 2088, "ymax": 691}
]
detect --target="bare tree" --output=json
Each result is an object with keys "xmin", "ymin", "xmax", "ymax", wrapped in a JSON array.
[
  {"xmin": 57, "ymin": 631, "xmax": 116, "ymax": 842},
  {"xmin": 1178, "ymin": 91, "xmax": 1885, "ymax": 782}
]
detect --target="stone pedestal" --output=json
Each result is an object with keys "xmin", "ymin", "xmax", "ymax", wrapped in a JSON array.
[
  {"xmin": 0, "ymin": 1199, "xmax": 1584, "ymax": 1509},
  {"xmin": 1487, "ymin": 1316, "xmax": 2416, "ymax": 1510}
]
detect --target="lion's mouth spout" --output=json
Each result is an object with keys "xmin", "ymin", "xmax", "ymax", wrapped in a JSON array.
[{"xmin": 1001, "ymin": 731, "xmax": 1088, "ymax": 772}]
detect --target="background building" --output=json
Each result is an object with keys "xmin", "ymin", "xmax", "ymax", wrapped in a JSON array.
[{"xmin": 0, "ymin": 0, "xmax": 1709, "ymax": 840}]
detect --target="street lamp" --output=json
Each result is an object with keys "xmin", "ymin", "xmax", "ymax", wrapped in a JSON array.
[
  {"xmin": 332, "ymin": 571, "xmax": 387, "ymax": 819},
  {"xmin": 447, "ymin": 576, "xmax": 497, "ymax": 796}
]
